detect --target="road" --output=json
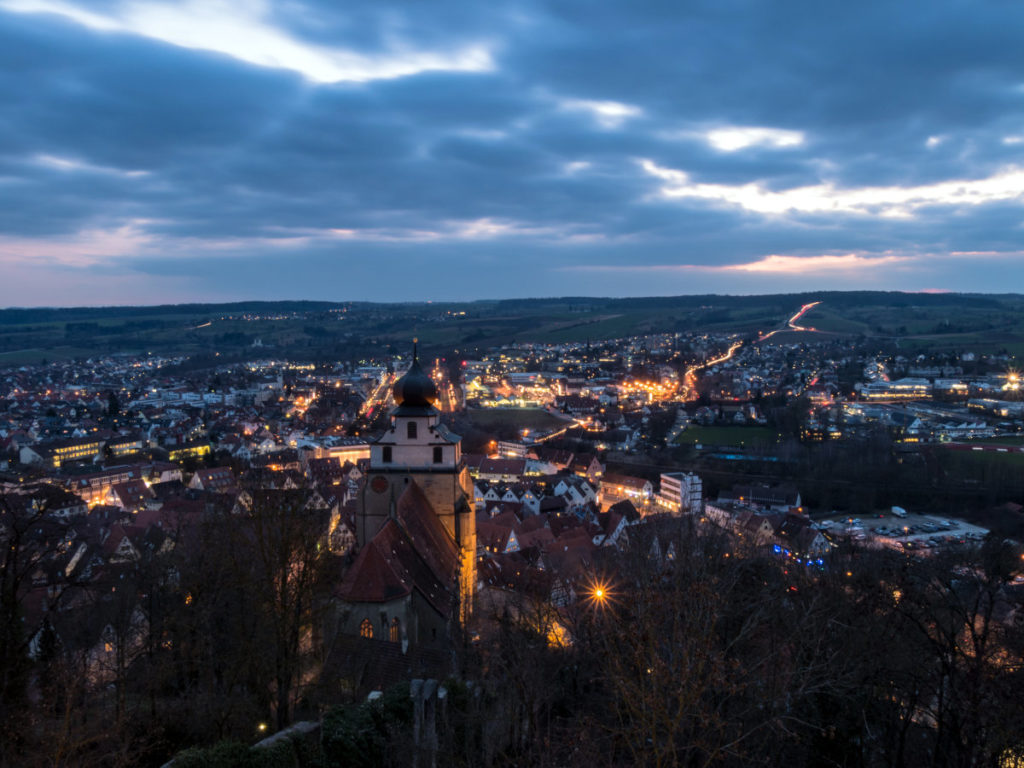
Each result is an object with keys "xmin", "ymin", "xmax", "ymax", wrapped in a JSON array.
[
  {"xmin": 430, "ymin": 363, "xmax": 462, "ymax": 412},
  {"xmin": 681, "ymin": 339, "xmax": 745, "ymax": 400},
  {"xmin": 757, "ymin": 301, "xmax": 822, "ymax": 342},
  {"xmin": 681, "ymin": 300, "xmax": 822, "ymax": 400},
  {"xmin": 359, "ymin": 372, "xmax": 395, "ymax": 417}
]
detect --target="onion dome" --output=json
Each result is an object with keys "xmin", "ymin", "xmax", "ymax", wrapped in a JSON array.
[{"xmin": 392, "ymin": 342, "xmax": 437, "ymax": 408}]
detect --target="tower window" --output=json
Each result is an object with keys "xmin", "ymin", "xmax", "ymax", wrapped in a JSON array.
[
  {"xmin": 389, "ymin": 617, "xmax": 401, "ymax": 643},
  {"xmin": 359, "ymin": 619, "xmax": 373, "ymax": 639},
  {"xmin": 382, "ymin": 446, "xmax": 392, "ymax": 463},
  {"xmin": 407, "ymin": 421, "xmax": 417, "ymax": 439},
  {"xmin": 433, "ymin": 446, "xmax": 443, "ymax": 464}
]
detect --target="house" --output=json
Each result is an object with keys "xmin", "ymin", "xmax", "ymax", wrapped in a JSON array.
[
  {"xmin": 328, "ymin": 501, "xmax": 357, "ymax": 555},
  {"xmin": 718, "ymin": 483, "xmax": 801, "ymax": 513},
  {"xmin": 188, "ymin": 466, "xmax": 238, "ymax": 494},
  {"xmin": 593, "ymin": 508, "xmax": 628, "ymax": 547},
  {"xmin": 14, "ymin": 485, "xmax": 89, "ymax": 519},
  {"xmin": 600, "ymin": 473, "xmax": 653, "ymax": 505},
  {"xmin": 772, "ymin": 513, "xmax": 830, "ymax": 557},
  {"xmin": 477, "ymin": 458, "xmax": 527, "ymax": 483},
  {"xmin": 606, "ymin": 499, "xmax": 642, "ymax": 525},
  {"xmin": 105, "ymin": 480, "xmax": 155, "ymax": 514},
  {"xmin": 552, "ymin": 476, "xmax": 597, "ymax": 510},
  {"xmin": 102, "ymin": 523, "xmax": 144, "ymax": 563},
  {"xmin": 477, "ymin": 518, "xmax": 522, "ymax": 555},
  {"xmin": 533, "ymin": 447, "xmax": 574, "ymax": 473},
  {"xmin": 569, "ymin": 453, "xmax": 603, "ymax": 482},
  {"xmin": 733, "ymin": 509, "xmax": 776, "ymax": 545}
]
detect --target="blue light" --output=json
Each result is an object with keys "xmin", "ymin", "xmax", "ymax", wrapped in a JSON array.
[{"xmin": 773, "ymin": 545, "xmax": 781, "ymax": 553}]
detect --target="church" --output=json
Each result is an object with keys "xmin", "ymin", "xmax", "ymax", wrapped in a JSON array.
[{"xmin": 333, "ymin": 346, "xmax": 476, "ymax": 649}]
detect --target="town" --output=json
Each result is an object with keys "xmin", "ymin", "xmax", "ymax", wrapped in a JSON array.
[{"xmin": 2, "ymin": 297, "xmax": 1024, "ymax": 766}]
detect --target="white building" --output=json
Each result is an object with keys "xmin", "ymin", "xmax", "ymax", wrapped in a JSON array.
[{"xmin": 657, "ymin": 472, "xmax": 703, "ymax": 515}]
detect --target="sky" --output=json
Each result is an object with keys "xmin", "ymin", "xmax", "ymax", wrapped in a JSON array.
[{"xmin": 3, "ymin": 0, "xmax": 1024, "ymax": 306}]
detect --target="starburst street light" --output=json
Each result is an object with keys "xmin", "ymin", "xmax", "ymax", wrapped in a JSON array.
[{"xmin": 586, "ymin": 578, "xmax": 614, "ymax": 609}]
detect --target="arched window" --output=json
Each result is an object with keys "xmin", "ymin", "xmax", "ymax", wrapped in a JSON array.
[
  {"xmin": 389, "ymin": 617, "xmax": 401, "ymax": 643},
  {"xmin": 407, "ymin": 421, "xmax": 418, "ymax": 439},
  {"xmin": 359, "ymin": 619, "xmax": 373, "ymax": 639}
]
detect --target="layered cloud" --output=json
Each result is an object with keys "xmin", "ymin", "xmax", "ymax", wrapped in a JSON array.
[
  {"xmin": 0, "ymin": 0, "xmax": 495, "ymax": 82},
  {"xmin": 639, "ymin": 160, "xmax": 1024, "ymax": 218},
  {"xmin": 2, "ymin": 0, "xmax": 1024, "ymax": 303}
]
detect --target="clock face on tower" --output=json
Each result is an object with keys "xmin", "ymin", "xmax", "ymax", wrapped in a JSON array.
[{"xmin": 371, "ymin": 475, "xmax": 389, "ymax": 494}]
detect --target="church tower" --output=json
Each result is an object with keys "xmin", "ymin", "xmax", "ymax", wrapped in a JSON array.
[{"xmin": 358, "ymin": 344, "xmax": 476, "ymax": 618}]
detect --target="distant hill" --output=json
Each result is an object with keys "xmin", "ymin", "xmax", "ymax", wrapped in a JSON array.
[{"xmin": 1, "ymin": 291, "xmax": 1022, "ymax": 368}]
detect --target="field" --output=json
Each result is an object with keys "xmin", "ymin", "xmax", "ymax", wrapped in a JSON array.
[
  {"xmin": 673, "ymin": 425, "xmax": 780, "ymax": 447},
  {"xmin": 936, "ymin": 445, "xmax": 1024, "ymax": 471}
]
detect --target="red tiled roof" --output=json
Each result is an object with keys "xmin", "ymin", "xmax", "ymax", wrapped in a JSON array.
[
  {"xmin": 109, "ymin": 479, "xmax": 154, "ymax": 505},
  {"xmin": 394, "ymin": 481, "xmax": 459, "ymax": 588},
  {"xmin": 479, "ymin": 458, "xmax": 526, "ymax": 476},
  {"xmin": 517, "ymin": 527, "xmax": 554, "ymax": 550},
  {"xmin": 337, "ymin": 481, "xmax": 459, "ymax": 618},
  {"xmin": 488, "ymin": 508, "xmax": 523, "ymax": 531},
  {"xmin": 337, "ymin": 519, "xmax": 453, "ymax": 617},
  {"xmin": 477, "ymin": 520, "xmax": 513, "ymax": 553}
]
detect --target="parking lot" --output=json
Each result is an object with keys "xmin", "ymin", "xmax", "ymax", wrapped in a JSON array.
[{"xmin": 816, "ymin": 512, "xmax": 990, "ymax": 552}]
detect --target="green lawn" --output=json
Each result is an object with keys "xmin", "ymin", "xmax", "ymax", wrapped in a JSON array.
[
  {"xmin": 938, "ymin": 448, "xmax": 1024, "ymax": 472},
  {"xmin": 674, "ymin": 425, "xmax": 780, "ymax": 446}
]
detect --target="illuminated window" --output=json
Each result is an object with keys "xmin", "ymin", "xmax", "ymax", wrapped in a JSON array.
[
  {"xmin": 433, "ymin": 447, "xmax": 443, "ymax": 464},
  {"xmin": 407, "ymin": 422, "xmax": 417, "ymax": 439},
  {"xmin": 359, "ymin": 619, "xmax": 373, "ymax": 639},
  {"xmin": 389, "ymin": 617, "xmax": 401, "ymax": 643}
]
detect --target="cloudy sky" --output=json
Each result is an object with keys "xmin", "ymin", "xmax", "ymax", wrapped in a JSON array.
[{"xmin": 2, "ymin": 0, "xmax": 1024, "ymax": 306}]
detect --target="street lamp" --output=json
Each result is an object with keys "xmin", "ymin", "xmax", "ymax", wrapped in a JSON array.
[{"xmin": 587, "ymin": 579, "xmax": 613, "ymax": 609}]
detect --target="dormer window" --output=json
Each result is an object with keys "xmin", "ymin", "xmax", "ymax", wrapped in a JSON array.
[{"xmin": 407, "ymin": 421, "xmax": 418, "ymax": 440}]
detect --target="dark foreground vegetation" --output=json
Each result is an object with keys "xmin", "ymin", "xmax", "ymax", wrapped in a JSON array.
[{"xmin": 4, "ymin": 485, "xmax": 1023, "ymax": 767}]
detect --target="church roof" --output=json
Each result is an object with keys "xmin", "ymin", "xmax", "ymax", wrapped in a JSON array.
[
  {"xmin": 394, "ymin": 480, "xmax": 460, "ymax": 586},
  {"xmin": 336, "ymin": 480, "xmax": 458, "ymax": 617}
]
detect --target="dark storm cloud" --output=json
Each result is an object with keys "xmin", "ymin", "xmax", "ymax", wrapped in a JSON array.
[{"xmin": 3, "ymin": 0, "xmax": 1024, "ymax": 303}]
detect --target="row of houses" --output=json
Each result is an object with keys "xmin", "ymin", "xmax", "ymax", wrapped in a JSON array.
[
  {"xmin": 473, "ymin": 475, "xmax": 599, "ymax": 516},
  {"xmin": 704, "ymin": 502, "xmax": 829, "ymax": 558}
]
